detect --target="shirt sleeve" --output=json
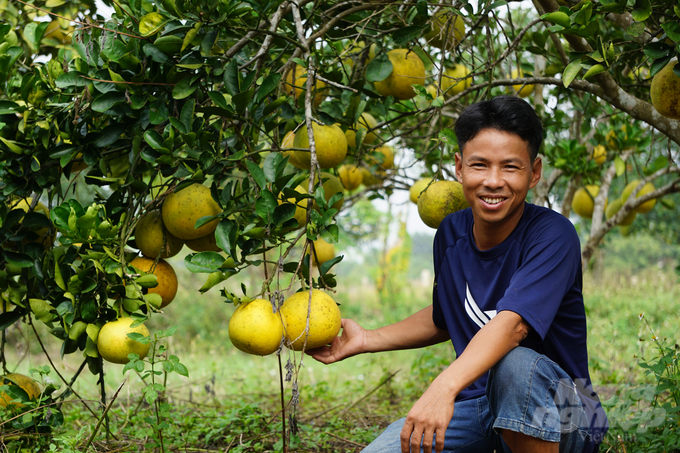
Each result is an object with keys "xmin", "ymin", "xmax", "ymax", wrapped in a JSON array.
[
  {"xmin": 431, "ymin": 221, "xmax": 447, "ymax": 330},
  {"xmin": 495, "ymin": 215, "xmax": 581, "ymax": 340}
]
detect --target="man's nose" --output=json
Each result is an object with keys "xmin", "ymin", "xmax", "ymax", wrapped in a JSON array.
[{"xmin": 483, "ymin": 167, "xmax": 504, "ymax": 189}]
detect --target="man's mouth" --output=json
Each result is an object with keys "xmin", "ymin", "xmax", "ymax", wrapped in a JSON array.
[{"xmin": 481, "ymin": 197, "xmax": 505, "ymax": 205}]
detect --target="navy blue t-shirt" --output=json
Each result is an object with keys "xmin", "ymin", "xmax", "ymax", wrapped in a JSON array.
[{"xmin": 432, "ymin": 203, "xmax": 607, "ymax": 444}]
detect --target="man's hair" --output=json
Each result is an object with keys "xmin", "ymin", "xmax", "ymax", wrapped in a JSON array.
[{"xmin": 454, "ymin": 96, "xmax": 543, "ymax": 161}]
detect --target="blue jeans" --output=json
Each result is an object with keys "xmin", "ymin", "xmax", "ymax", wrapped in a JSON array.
[{"xmin": 362, "ymin": 347, "xmax": 594, "ymax": 453}]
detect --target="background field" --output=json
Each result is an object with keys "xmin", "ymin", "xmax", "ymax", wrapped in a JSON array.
[{"xmin": 3, "ymin": 232, "xmax": 680, "ymax": 452}]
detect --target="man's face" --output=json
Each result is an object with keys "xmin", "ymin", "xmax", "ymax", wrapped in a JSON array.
[{"xmin": 455, "ymin": 128, "xmax": 541, "ymax": 230}]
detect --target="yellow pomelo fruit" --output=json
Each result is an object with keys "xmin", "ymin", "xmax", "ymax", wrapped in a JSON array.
[
  {"xmin": 283, "ymin": 64, "xmax": 327, "ymax": 107},
  {"xmin": 417, "ymin": 180, "xmax": 469, "ymax": 228},
  {"xmin": 571, "ymin": 185, "xmax": 601, "ymax": 219},
  {"xmin": 278, "ymin": 185, "xmax": 308, "ymax": 229},
  {"xmin": 425, "ymin": 84, "xmax": 438, "ymax": 100},
  {"xmin": 281, "ymin": 131, "xmax": 307, "ymax": 169},
  {"xmin": 302, "ymin": 172, "xmax": 344, "ymax": 211},
  {"xmin": 185, "ymin": 232, "xmax": 221, "ymax": 252},
  {"xmin": 97, "ymin": 317, "xmax": 151, "ymax": 364},
  {"xmin": 0, "ymin": 373, "xmax": 41, "ymax": 409},
  {"xmin": 650, "ymin": 61, "xmax": 680, "ymax": 120},
  {"xmin": 281, "ymin": 289, "xmax": 341, "ymax": 351},
  {"xmin": 424, "ymin": 12, "xmax": 465, "ymax": 50},
  {"xmin": 338, "ymin": 164, "xmax": 364, "ymax": 190},
  {"xmin": 293, "ymin": 123, "xmax": 348, "ymax": 169},
  {"xmin": 592, "ymin": 145, "xmax": 607, "ymax": 165},
  {"xmin": 130, "ymin": 256, "xmax": 178, "ymax": 308},
  {"xmin": 228, "ymin": 298, "xmax": 285, "ymax": 356},
  {"xmin": 441, "ymin": 64, "xmax": 471, "ymax": 96},
  {"xmin": 369, "ymin": 145, "xmax": 395, "ymax": 170},
  {"xmin": 374, "ymin": 49, "xmax": 426, "ymax": 101},
  {"xmin": 361, "ymin": 167, "xmax": 386, "ymax": 187},
  {"xmin": 162, "ymin": 183, "xmax": 222, "ymax": 240},
  {"xmin": 345, "ymin": 112, "xmax": 379, "ymax": 148},
  {"xmin": 135, "ymin": 210, "xmax": 184, "ymax": 259},
  {"xmin": 410, "ymin": 177, "xmax": 433, "ymax": 204},
  {"xmin": 11, "ymin": 198, "xmax": 53, "ymax": 248},
  {"xmin": 308, "ymin": 237, "xmax": 335, "ymax": 266},
  {"xmin": 605, "ymin": 198, "xmax": 637, "ymax": 226},
  {"xmin": 606, "ymin": 125, "xmax": 628, "ymax": 150},
  {"xmin": 511, "ymin": 69, "xmax": 534, "ymax": 98},
  {"xmin": 621, "ymin": 180, "xmax": 656, "ymax": 214}
]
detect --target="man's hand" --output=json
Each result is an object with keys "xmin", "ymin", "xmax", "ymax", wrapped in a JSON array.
[
  {"xmin": 400, "ymin": 376, "xmax": 456, "ymax": 453},
  {"xmin": 307, "ymin": 318, "xmax": 367, "ymax": 364}
]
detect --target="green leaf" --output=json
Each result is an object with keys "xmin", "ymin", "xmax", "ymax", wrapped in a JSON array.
[
  {"xmin": 55, "ymin": 72, "xmax": 89, "ymax": 88},
  {"xmin": 199, "ymin": 270, "xmax": 237, "ymax": 293},
  {"xmin": 614, "ymin": 156, "xmax": 625, "ymax": 176},
  {"xmin": 144, "ymin": 130, "xmax": 165, "ymax": 149},
  {"xmin": 256, "ymin": 73, "xmax": 282, "ymax": 103},
  {"xmin": 149, "ymin": 99, "xmax": 170, "ymax": 124},
  {"xmin": 181, "ymin": 27, "xmax": 198, "ymax": 52},
  {"xmin": 643, "ymin": 42, "xmax": 672, "ymax": 60},
  {"xmin": 245, "ymin": 160, "xmax": 266, "ymax": 189},
  {"xmin": 180, "ymin": 98, "xmax": 195, "ymax": 132},
  {"xmin": 101, "ymin": 32, "xmax": 127, "ymax": 62},
  {"xmin": 139, "ymin": 12, "xmax": 171, "ymax": 37},
  {"xmin": 627, "ymin": 22, "xmax": 645, "ymax": 38},
  {"xmin": 208, "ymin": 91, "xmax": 232, "ymax": 110},
  {"xmin": 366, "ymin": 54, "xmax": 393, "ymax": 83},
  {"xmin": 174, "ymin": 362, "xmax": 189, "ymax": 377},
  {"xmin": 583, "ymin": 64, "xmax": 606, "ymax": 78},
  {"xmin": 392, "ymin": 25, "xmax": 425, "ymax": 45},
  {"xmin": 0, "ymin": 136, "xmax": 24, "ymax": 154},
  {"xmin": 215, "ymin": 219, "xmax": 236, "ymax": 258},
  {"xmin": 224, "ymin": 59, "xmax": 240, "ymax": 95},
  {"xmin": 439, "ymin": 128, "xmax": 457, "ymax": 145},
  {"xmin": 91, "ymin": 92, "xmax": 126, "ymax": 112},
  {"xmin": 200, "ymin": 29, "xmax": 217, "ymax": 56},
  {"xmin": 0, "ymin": 310, "xmax": 23, "ymax": 331},
  {"xmin": 661, "ymin": 20, "xmax": 680, "ymax": 42},
  {"xmin": 255, "ymin": 190, "xmax": 277, "ymax": 222},
  {"xmin": 562, "ymin": 61, "xmax": 582, "ymax": 88},
  {"xmin": 184, "ymin": 252, "xmax": 225, "ymax": 273},
  {"xmin": 650, "ymin": 56, "xmax": 673, "ymax": 77},
  {"xmin": 172, "ymin": 77, "xmax": 197, "ymax": 99},
  {"xmin": 631, "ymin": 0, "xmax": 652, "ymax": 21},
  {"xmin": 263, "ymin": 152, "xmax": 284, "ymax": 183},
  {"xmin": 29, "ymin": 298, "xmax": 55, "ymax": 323},
  {"xmin": 94, "ymin": 124, "xmax": 125, "ymax": 147},
  {"xmin": 162, "ymin": 0, "xmax": 182, "ymax": 18},
  {"xmin": 319, "ymin": 255, "xmax": 343, "ymax": 276},
  {"xmin": 541, "ymin": 11, "xmax": 570, "ymax": 28},
  {"xmin": 273, "ymin": 203, "xmax": 296, "ymax": 225},
  {"xmin": 4, "ymin": 251, "xmax": 33, "ymax": 268},
  {"xmin": 142, "ymin": 43, "xmax": 172, "ymax": 63}
]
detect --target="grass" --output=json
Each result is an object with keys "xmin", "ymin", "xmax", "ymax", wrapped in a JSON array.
[{"xmin": 2, "ymin": 258, "xmax": 680, "ymax": 451}]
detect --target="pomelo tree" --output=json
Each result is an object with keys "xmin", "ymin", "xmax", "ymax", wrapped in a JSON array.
[{"xmin": 2, "ymin": 0, "xmax": 680, "ymax": 444}]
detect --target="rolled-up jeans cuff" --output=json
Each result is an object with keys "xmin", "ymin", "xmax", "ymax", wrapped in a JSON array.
[{"xmin": 486, "ymin": 346, "xmax": 591, "ymax": 446}]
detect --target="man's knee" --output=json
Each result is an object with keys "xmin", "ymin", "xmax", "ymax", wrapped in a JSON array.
[{"xmin": 488, "ymin": 346, "xmax": 544, "ymax": 393}]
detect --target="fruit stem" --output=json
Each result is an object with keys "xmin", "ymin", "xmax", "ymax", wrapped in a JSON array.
[{"xmin": 278, "ymin": 353, "xmax": 288, "ymax": 453}]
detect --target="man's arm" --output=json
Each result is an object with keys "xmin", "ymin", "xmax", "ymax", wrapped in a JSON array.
[
  {"xmin": 402, "ymin": 309, "xmax": 530, "ymax": 453},
  {"xmin": 308, "ymin": 305, "xmax": 450, "ymax": 364}
]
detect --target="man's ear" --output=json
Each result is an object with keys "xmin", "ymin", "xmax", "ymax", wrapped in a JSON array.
[
  {"xmin": 529, "ymin": 156, "xmax": 542, "ymax": 189},
  {"xmin": 455, "ymin": 152, "xmax": 463, "ymax": 182}
]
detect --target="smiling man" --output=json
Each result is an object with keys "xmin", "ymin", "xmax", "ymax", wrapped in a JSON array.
[{"xmin": 309, "ymin": 96, "xmax": 607, "ymax": 453}]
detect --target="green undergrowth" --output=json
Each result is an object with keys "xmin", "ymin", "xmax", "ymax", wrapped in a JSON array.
[{"xmin": 2, "ymin": 266, "xmax": 680, "ymax": 452}]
